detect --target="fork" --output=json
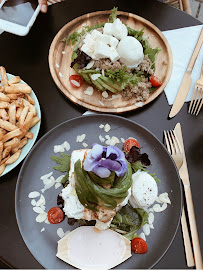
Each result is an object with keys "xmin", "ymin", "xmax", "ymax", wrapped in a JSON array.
[
  {"xmin": 164, "ymin": 130, "xmax": 195, "ymax": 267},
  {"xmin": 47, "ymin": 0, "xmax": 64, "ymax": 6},
  {"xmin": 188, "ymin": 64, "xmax": 203, "ymax": 116}
]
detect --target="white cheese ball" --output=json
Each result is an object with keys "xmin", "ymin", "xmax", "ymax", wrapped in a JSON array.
[
  {"xmin": 117, "ymin": 36, "xmax": 144, "ymax": 68},
  {"xmin": 129, "ymin": 171, "xmax": 158, "ymax": 208}
]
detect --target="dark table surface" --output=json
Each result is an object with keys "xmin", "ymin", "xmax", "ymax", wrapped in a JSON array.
[{"xmin": 0, "ymin": 0, "xmax": 202, "ymax": 269}]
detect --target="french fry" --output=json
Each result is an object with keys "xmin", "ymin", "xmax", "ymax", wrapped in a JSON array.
[
  {"xmin": 0, "ymin": 87, "xmax": 4, "ymax": 93},
  {"xmin": 8, "ymin": 102, "xmax": 16, "ymax": 125},
  {"xmin": 0, "ymin": 119, "xmax": 18, "ymax": 131},
  {"xmin": 16, "ymin": 107, "xmax": 23, "ymax": 120},
  {"xmin": 20, "ymin": 112, "xmax": 34, "ymax": 135},
  {"xmin": 0, "ymin": 163, "xmax": 6, "ymax": 175},
  {"xmin": 30, "ymin": 116, "xmax": 40, "ymax": 128},
  {"xmin": 4, "ymin": 137, "xmax": 20, "ymax": 149},
  {"xmin": 0, "ymin": 66, "xmax": 8, "ymax": 87},
  {"xmin": 13, "ymin": 98, "xmax": 23, "ymax": 107},
  {"xmin": 0, "ymin": 109, "xmax": 9, "ymax": 121},
  {"xmin": 25, "ymin": 94, "xmax": 35, "ymax": 105},
  {"xmin": 18, "ymin": 105, "xmax": 29, "ymax": 126},
  {"xmin": 0, "ymin": 101, "xmax": 9, "ymax": 109},
  {"xmin": 2, "ymin": 146, "xmax": 11, "ymax": 159},
  {"xmin": 25, "ymin": 132, "xmax": 33, "ymax": 139},
  {"xmin": 2, "ymin": 128, "xmax": 22, "ymax": 142},
  {"xmin": 0, "ymin": 92, "xmax": 10, "ymax": 102},
  {"xmin": 0, "ymin": 141, "xmax": 3, "ymax": 161},
  {"xmin": 8, "ymin": 76, "xmax": 21, "ymax": 85},
  {"xmin": 22, "ymin": 98, "xmax": 37, "ymax": 116},
  {"xmin": 12, "ymin": 137, "xmax": 27, "ymax": 153},
  {"xmin": 0, "ymin": 155, "xmax": 10, "ymax": 166},
  {"xmin": 6, "ymin": 93, "xmax": 24, "ymax": 100},
  {"xmin": 4, "ymin": 84, "xmax": 32, "ymax": 94},
  {"xmin": 0, "ymin": 128, "xmax": 6, "ymax": 140},
  {"xmin": 5, "ymin": 149, "xmax": 21, "ymax": 165}
]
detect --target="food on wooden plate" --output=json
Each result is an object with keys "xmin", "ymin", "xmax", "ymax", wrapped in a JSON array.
[
  {"xmin": 57, "ymin": 226, "xmax": 131, "ymax": 269},
  {"xmin": 0, "ymin": 66, "xmax": 40, "ymax": 175},
  {"xmin": 62, "ymin": 7, "xmax": 162, "ymax": 102}
]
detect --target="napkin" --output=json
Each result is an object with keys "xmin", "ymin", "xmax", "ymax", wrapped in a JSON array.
[{"xmin": 162, "ymin": 25, "xmax": 203, "ymax": 105}]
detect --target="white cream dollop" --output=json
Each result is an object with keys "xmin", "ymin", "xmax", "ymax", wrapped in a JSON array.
[{"xmin": 117, "ymin": 36, "xmax": 144, "ymax": 68}]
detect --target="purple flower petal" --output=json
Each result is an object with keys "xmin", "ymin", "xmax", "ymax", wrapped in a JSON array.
[
  {"xmin": 99, "ymin": 159, "xmax": 121, "ymax": 172},
  {"xmin": 106, "ymin": 145, "xmax": 125, "ymax": 160},
  {"xmin": 92, "ymin": 166, "xmax": 111, "ymax": 178}
]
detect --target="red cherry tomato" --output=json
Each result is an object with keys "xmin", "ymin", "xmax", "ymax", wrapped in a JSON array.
[
  {"xmin": 150, "ymin": 75, "xmax": 162, "ymax": 87},
  {"xmin": 48, "ymin": 207, "xmax": 64, "ymax": 224},
  {"xmin": 69, "ymin": 74, "xmax": 83, "ymax": 88},
  {"xmin": 123, "ymin": 138, "xmax": 140, "ymax": 153},
  {"xmin": 131, "ymin": 237, "xmax": 148, "ymax": 254}
]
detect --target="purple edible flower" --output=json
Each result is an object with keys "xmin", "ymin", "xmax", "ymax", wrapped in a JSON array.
[{"xmin": 83, "ymin": 144, "xmax": 127, "ymax": 178}]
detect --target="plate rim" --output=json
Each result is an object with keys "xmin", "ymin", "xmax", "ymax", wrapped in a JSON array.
[
  {"xmin": 0, "ymin": 73, "xmax": 41, "ymax": 177},
  {"xmin": 15, "ymin": 114, "xmax": 182, "ymax": 269},
  {"xmin": 48, "ymin": 10, "xmax": 173, "ymax": 113}
]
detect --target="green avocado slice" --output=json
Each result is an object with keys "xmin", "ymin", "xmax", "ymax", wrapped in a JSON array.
[
  {"xmin": 96, "ymin": 78, "xmax": 118, "ymax": 93},
  {"xmin": 100, "ymin": 75, "xmax": 123, "ymax": 91}
]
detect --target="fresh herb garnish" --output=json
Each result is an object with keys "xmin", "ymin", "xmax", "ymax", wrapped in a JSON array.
[
  {"xmin": 109, "ymin": 7, "xmax": 118, "ymax": 23},
  {"xmin": 50, "ymin": 153, "xmax": 71, "ymax": 172},
  {"xmin": 131, "ymin": 161, "xmax": 161, "ymax": 183}
]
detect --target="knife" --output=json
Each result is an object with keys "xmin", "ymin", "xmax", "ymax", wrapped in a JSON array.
[
  {"xmin": 169, "ymin": 28, "xmax": 203, "ymax": 118},
  {"xmin": 174, "ymin": 123, "xmax": 203, "ymax": 270}
]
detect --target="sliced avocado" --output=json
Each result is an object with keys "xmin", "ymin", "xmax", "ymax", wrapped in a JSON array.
[
  {"xmin": 97, "ymin": 78, "xmax": 118, "ymax": 93},
  {"xmin": 81, "ymin": 73, "xmax": 92, "ymax": 85},
  {"xmin": 100, "ymin": 75, "xmax": 123, "ymax": 91},
  {"xmin": 90, "ymin": 77, "xmax": 106, "ymax": 91}
]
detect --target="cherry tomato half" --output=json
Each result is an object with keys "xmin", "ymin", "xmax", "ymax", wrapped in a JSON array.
[
  {"xmin": 48, "ymin": 207, "xmax": 64, "ymax": 224},
  {"xmin": 69, "ymin": 74, "xmax": 83, "ymax": 88},
  {"xmin": 131, "ymin": 237, "xmax": 148, "ymax": 254},
  {"xmin": 123, "ymin": 138, "xmax": 140, "ymax": 153},
  {"xmin": 150, "ymin": 75, "xmax": 162, "ymax": 87}
]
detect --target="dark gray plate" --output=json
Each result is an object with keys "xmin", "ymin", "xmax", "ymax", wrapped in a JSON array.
[{"xmin": 15, "ymin": 114, "xmax": 182, "ymax": 269}]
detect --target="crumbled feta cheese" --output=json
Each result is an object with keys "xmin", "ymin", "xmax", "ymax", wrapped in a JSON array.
[
  {"xmin": 33, "ymin": 206, "xmax": 45, "ymax": 214},
  {"xmin": 85, "ymin": 61, "xmax": 95, "ymax": 69},
  {"xmin": 135, "ymin": 102, "xmax": 143, "ymax": 107},
  {"xmin": 84, "ymin": 87, "xmax": 94, "ymax": 96},
  {"xmin": 104, "ymin": 123, "xmax": 111, "ymax": 132},
  {"xmin": 102, "ymin": 91, "xmax": 108, "ymax": 98},
  {"xmin": 139, "ymin": 232, "xmax": 146, "ymax": 241},
  {"xmin": 31, "ymin": 199, "xmax": 37, "ymax": 206},
  {"xmin": 36, "ymin": 212, "xmax": 47, "ymax": 223},
  {"xmin": 55, "ymin": 182, "xmax": 62, "ymax": 189},
  {"xmin": 76, "ymin": 134, "xmax": 86, "ymax": 143},
  {"xmin": 91, "ymin": 74, "xmax": 101, "ymax": 81},
  {"xmin": 59, "ymin": 72, "xmax": 63, "ymax": 78},
  {"xmin": 148, "ymin": 212, "xmax": 154, "ymax": 225},
  {"xmin": 121, "ymin": 138, "xmax": 125, "ymax": 143},
  {"xmin": 99, "ymin": 135, "xmax": 105, "ymax": 142},
  {"xmin": 108, "ymin": 94, "xmax": 122, "ymax": 101},
  {"xmin": 99, "ymin": 101, "xmax": 105, "ymax": 106},
  {"xmin": 55, "ymin": 63, "xmax": 60, "ymax": 68},
  {"xmin": 40, "ymin": 172, "xmax": 53, "ymax": 180},
  {"xmin": 41, "ymin": 227, "xmax": 45, "ymax": 232},
  {"xmin": 82, "ymin": 142, "xmax": 88, "ymax": 148},
  {"xmin": 57, "ymin": 228, "xmax": 65, "ymax": 239},
  {"xmin": 55, "ymin": 175, "xmax": 65, "ymax": 183},
  {"xmin": 62, "ymin": 51, "xmax": 66, "ymax": 55},
  {"xmin": 142, "ymin": 223, "xmax": 150, "ymax": 236},
  {"xmin": 99, "ymin": 124, "xmax": 104, "ymax": 129},
  {"xmin": 28, "ymin": 191, "xmax": 40, "ymax": 198},
  {"xmin": 153, "ymin": 203, "xmax": 167, "ymax": 212},
  {"xmin": 70, "ymin": 79, "xmax": 80, "ymax": 87},
  {"xmin": 159, "ymin": 192, "xmax": 171, "ymax": 204}
]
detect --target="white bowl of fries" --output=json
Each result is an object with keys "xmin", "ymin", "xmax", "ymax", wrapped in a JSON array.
[{"xmin": 0, "ymin": 66, "xmax": 41, "ymax": 177}]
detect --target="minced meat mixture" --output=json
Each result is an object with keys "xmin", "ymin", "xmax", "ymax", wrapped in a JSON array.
[{"xmin": 92, "ymin": 55, "xmax": 153, "ymax": 101}]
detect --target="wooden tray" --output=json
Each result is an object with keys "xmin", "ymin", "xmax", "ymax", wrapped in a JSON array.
[{"xmin": 49, "ymin": 10, "xmax": 173, "ymax": 113}]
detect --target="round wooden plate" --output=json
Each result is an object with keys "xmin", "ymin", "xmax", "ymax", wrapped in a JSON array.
[{"xmin": 49, "ymin": 10, "xmax": 173, "ymax": 113}]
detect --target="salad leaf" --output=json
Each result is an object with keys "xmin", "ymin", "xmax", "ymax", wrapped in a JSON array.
[
  {"xmin": 71, "ymin": 49, "xmax": 92, "ymax": 69},
  {"xmin": 127, "ymin": 27, "xmax": 145, "ymax": 40},
  {"xmin": 84, "ymin": 22, "xmax": 105, "ymax": 32},
  {"xmin": 105, "ymin": 68, "xmax": 142, "ymax": 89},
  {"xmin": 50, "ymin": 153, "xmax": 71, "ymax": 173},
  {"xmin": 131, "ymin": 161, "xmax": 161, "ymax": 183},
  {"xmin": 109, "ymin": 7, "xmax": 118, "ymax": 23},
  {"xmin": 62, "ymin": 30, "xmax": 81, "ymax": 46},
  {"xmin": 144, "ymin": 47, "xmax": 161, "ymax": 70},
  {"xmin": 110, "ymin": 204, "xmax": 148, "ymax": 240}
]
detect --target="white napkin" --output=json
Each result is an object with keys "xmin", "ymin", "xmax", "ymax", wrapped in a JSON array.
[{"xmin": 163, "ymin": 25, "xmax": 203, "ymax": 105}]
